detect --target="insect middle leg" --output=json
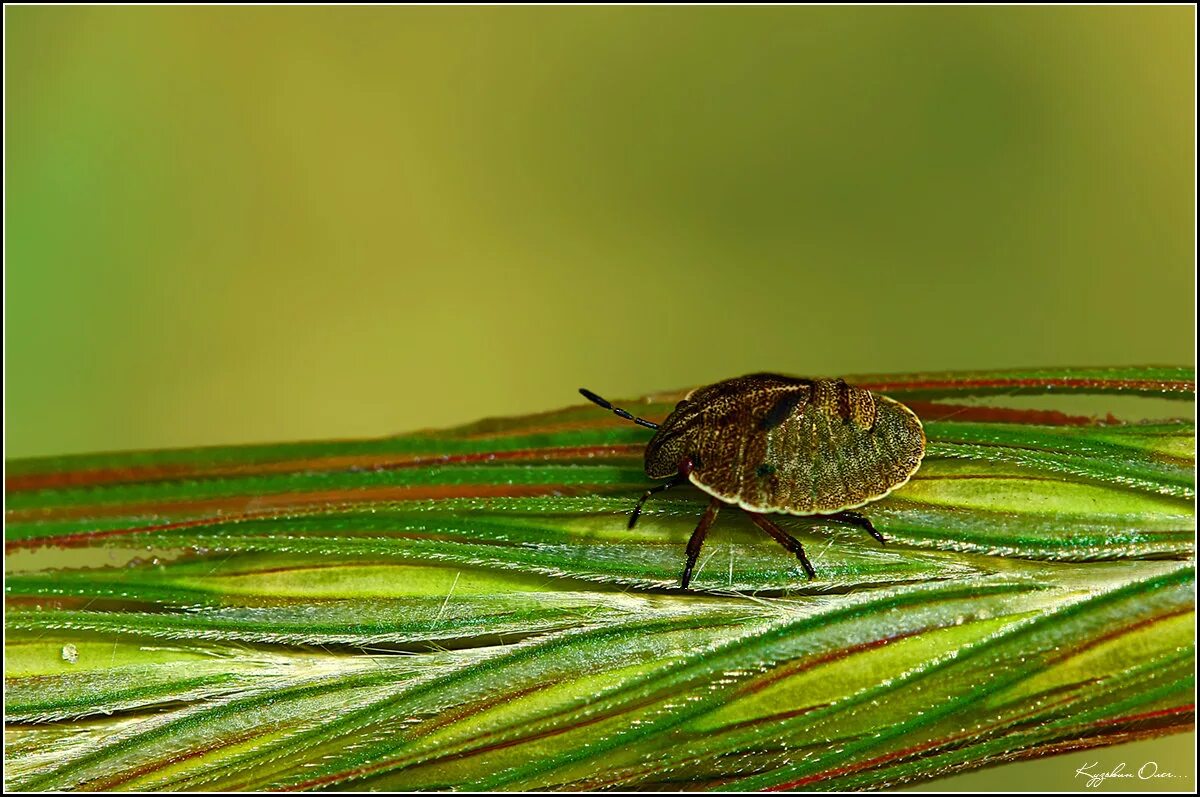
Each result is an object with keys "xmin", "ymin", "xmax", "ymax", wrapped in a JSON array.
[
  {"xmin": 746, "ymin": 512, "xmax": 816, "ymax": 579},
  {"xmin": 680, "ymin": 497, "xmax": 722, "ymax": 589},
  {"xmin": 832, "ymin": 510, "xmax": 886, "ymax": 545}
]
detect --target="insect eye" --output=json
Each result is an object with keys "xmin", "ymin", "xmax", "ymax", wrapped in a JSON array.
[{"xmin": 675, "ymin": 399, "xmax": 690, "ymax": 411}]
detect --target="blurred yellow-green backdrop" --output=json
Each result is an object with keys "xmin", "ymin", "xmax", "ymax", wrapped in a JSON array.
[
  {"xmin": 3, "ymin": 5, "xmax": 1196, "ymax": 791},
  {"xmin": 6, "ymin": 6, "xmax": 1194, "ymax": 460}
]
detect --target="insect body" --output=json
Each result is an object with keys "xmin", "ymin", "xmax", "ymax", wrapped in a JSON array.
[{"xmin": 580, "ymin": 373, "xmax": 926, "ymax": 588}]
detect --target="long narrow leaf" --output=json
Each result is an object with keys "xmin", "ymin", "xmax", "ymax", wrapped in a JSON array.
[{"xmin": 5, "ymin": 366, "xmax": 1195, "ymax": 791}]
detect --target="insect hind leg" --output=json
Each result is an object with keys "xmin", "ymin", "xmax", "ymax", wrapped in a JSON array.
[{"xmin": 833, "ymin": 510, "xmax": 886, "ymax": 545}]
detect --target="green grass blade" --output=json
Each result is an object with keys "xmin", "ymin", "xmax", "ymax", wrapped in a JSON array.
[{"xmin": 5, "ymin": 367, "xmax": 1195, "ymax": 791}]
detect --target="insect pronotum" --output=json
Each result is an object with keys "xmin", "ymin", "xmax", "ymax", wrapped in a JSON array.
[{"xmin": 580, "ymin": 373, "xmax": 926, "ymax": 588}]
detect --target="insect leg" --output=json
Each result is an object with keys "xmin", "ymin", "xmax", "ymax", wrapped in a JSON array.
[
  {"xmin": 833, "ymin": 510, "xmax": 886, "ymax": 545},
  {"xmin": 628, "ymin": 476, "xmax": 684, "ymax": 530},
  {"xmin": 746, "ymin": 512, "xmax": 816, "ymax": 579},
  {"xmin": 680, "ymin": 497, "xmax": 722, "ymax": 589}
]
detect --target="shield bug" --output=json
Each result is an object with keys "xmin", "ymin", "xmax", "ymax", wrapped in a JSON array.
[{"xmin": 580, "ymin": 373, "xmax": 925, "ymax": 588}]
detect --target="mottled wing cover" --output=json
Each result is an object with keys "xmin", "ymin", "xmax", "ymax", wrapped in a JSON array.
[{"xmin": 649, "ymin": 374, "xmax": 925, "ymax": 514}]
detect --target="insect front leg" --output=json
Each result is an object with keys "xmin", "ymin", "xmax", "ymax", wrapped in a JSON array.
[
  {"xmin": 628, "ymin": 475, "xmax": 686, "ymax": 530},
  {"xmin": 680, "ymin": 497, "xmax": 722, "ymax": 589}
]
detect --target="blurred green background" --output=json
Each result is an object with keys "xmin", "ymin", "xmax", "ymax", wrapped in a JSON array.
[
  {"xmin": 6, "ymin": 6, "xmax": 1194, "ymax": 459},
  {"xmin": 3, "ymin": 6, "xmax": 1195, "ymax": 790}
]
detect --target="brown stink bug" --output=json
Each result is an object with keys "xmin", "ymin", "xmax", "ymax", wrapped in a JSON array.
[{"xmin": 580, "ymin": 373, "xmax": 926, "ymax": 588}]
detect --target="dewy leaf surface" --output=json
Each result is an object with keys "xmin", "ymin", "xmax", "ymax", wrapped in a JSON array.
[{"xmin": 4, "ymin": 366, "xmax": 1195, "ymax": 791}]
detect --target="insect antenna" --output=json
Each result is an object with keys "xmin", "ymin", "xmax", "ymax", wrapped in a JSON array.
[{"xmin": 578, "ymin": 388, "xmax": 660, "ymax": 430}]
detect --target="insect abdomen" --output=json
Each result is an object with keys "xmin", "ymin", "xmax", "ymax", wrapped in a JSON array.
[
  {"xmin": 755, "ymin": 386, "xmax": 921, "ymax": 514},
  {"xmin": 644, "ymin": 374, "xmax": 925, "ymax": 515},
  {"xmin": 686, "ymin": 377, "xmax": 923, "ymax": 515}
]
